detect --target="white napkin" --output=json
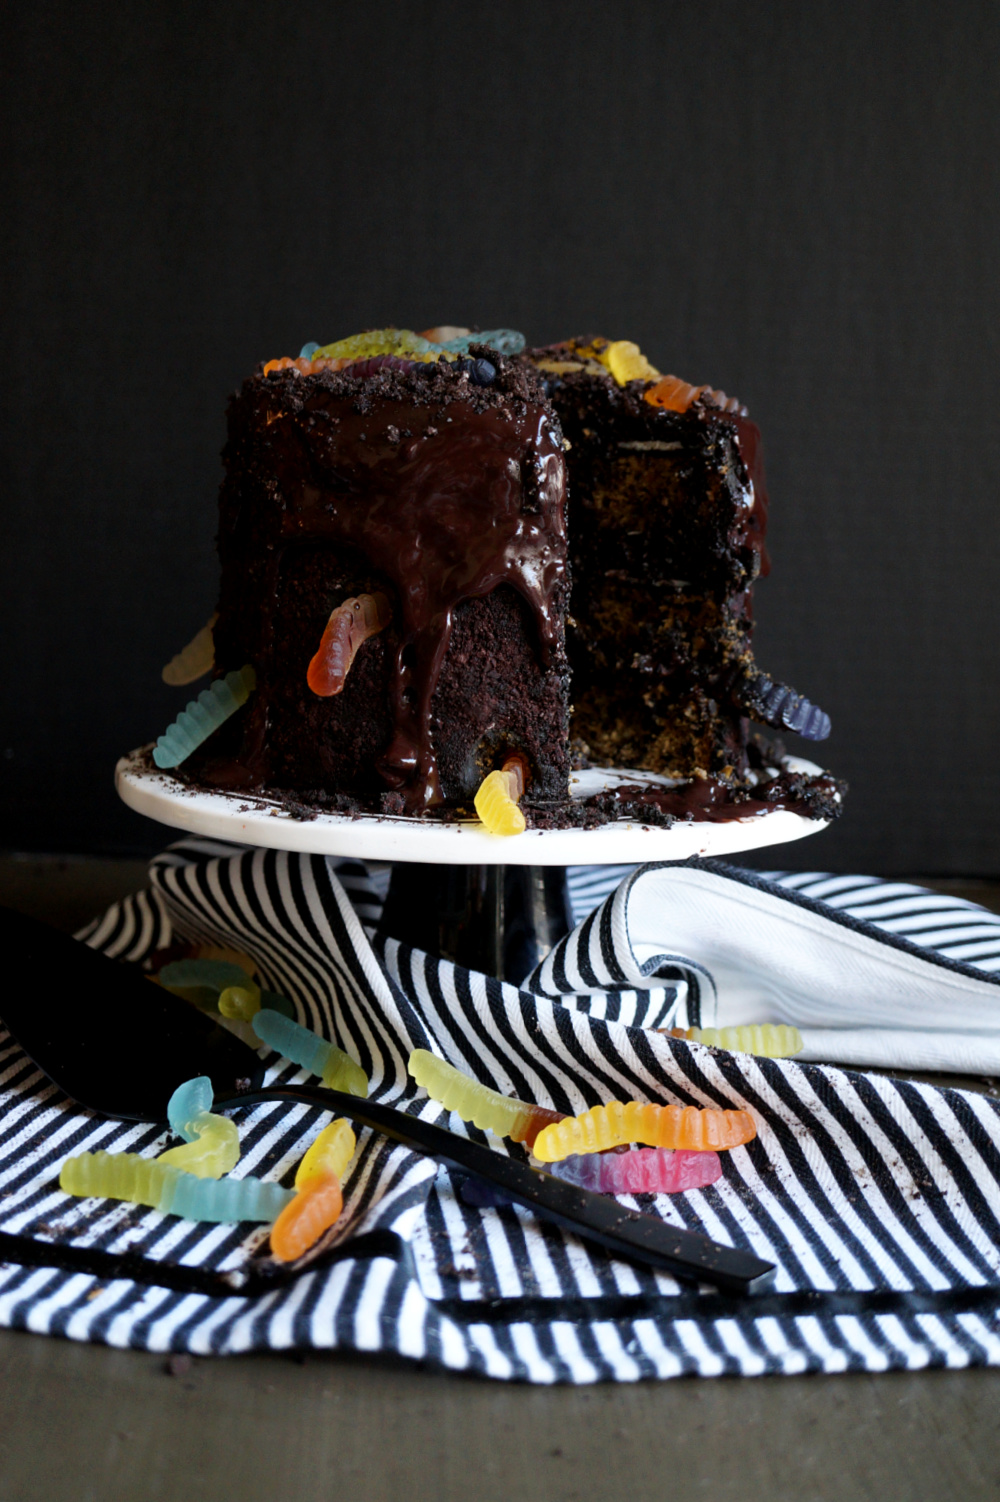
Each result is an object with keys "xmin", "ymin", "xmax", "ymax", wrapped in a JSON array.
[{"xmin": 538, "ymin": 862, "xmax": 1000, "ymax": 1073}]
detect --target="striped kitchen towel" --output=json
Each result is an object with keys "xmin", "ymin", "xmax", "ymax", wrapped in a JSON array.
[{"xmin": 2, "ymin": 840, "xmax": 1000, "ymax": 1383}]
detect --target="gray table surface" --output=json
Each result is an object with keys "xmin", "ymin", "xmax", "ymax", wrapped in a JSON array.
[{"xmin": 2, "ymin": 855, "xmax": 1000, "ymax": 1502}]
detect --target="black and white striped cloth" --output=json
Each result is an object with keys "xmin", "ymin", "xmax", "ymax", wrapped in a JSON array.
[{"xmin": 3, "ymin": 842, "xmax": 1000, "ymax": 1383}]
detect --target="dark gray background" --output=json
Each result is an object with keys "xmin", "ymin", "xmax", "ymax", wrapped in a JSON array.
[{"xmin": 3, "ymin": 1, "xmax": 998, "ymax": 871}]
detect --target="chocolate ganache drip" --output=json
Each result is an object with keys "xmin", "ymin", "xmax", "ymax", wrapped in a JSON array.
[
  {"xmin": 728, "ymin": 414, "xmax": 770, "ymax": 580},
  {"xmin": 267, "ymin": 386, "xmax": 567, "ymax": 811}
]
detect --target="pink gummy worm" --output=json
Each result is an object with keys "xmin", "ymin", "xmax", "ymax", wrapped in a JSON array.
[{"xmin": 599, "ymin": 1147, "xmax": 722, "ymax": 1194}]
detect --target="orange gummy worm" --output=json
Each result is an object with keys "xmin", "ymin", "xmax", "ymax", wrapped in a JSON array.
[
  {"xmin": 264, "ymin": 357, "xmax": 320, "ymax": 376},
  {"xmin": 644, "ymin": 375, "xmax": 707, "ymax": 413},
  {"xmin": 263, "ymin": 356, "xmax": 364, "ymax": 377},
  {"xmin": 644, "ymin": 375, "xmax": 746, "ymax": 416},
  {"xmin": 262, "ymin": 356, "xmax": 345, "ymax": 376},
  {"xmin": 269, "ymin": 1172, "xmax": 343, "ymax": 1263},
  {"xmin": 307, "ymin": 593, "xmax": 392, "ymax": 697},
  {"xmin": 531, "ymin": 1100, "xmax": 756, "ymax": 1162}
]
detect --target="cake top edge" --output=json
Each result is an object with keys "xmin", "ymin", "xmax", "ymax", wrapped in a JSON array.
[
  {"xmin": 241, "ymin": 344, "xmax": 552, "ymax": 412},
  {"xmin": 255, "ymin": 327, "xmax": 748, "ymax": 417}
]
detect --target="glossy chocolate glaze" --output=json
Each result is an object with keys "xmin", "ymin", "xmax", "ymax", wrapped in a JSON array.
[
  {"xmin": 729, "ymin": 415, "xmax": 771, "ymax": 580},
  {"xmin": 215, "ymin": 362, "xmax": 568, "ymax": 811},
  {"xmin": 586, "ymin": 770, "xmax": 843, "ymax": 826},
  {"xmin": 205, "ymin": 759, "xmax": 846, "ymax": 830}
]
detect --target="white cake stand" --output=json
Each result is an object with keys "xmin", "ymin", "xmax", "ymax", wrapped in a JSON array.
[
  {"xmin": 115, "ymin": 750, "xmax": 830, "ymax": 866},
  {"xmin": 116, "ymin": 747, "xmax": 833, "ymax": 980}
]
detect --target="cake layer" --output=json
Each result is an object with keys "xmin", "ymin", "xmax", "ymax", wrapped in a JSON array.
[
  {"xmin": 202, "ymin": 355, "xmax": 571, "ymax": 814},
  {"xmin": 533, "ymin": 347, "xmax": 769, "ymax": 779}
]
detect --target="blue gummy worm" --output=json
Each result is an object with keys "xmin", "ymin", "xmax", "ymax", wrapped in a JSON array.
[
  {"xmin": 439, "ymin": 329, "xmax": 525, "ymax": 356},
  {"xmin": 153, "ymin": 666, "xmax": 256, "ymax": 769},
  {"xmin": 252, "ymin": 1008, "xmax": 330, "ymax": 1077},
  {"xmin": 158, "ymin": 959, "xmax": 249, "ymax": 993},
  {"xmin": 299, "ymin": 341, "xmax": 320, "ymax": 358},
  {"xmin": 167, "ymin": 1076, "xmax": 214, "ymax": 1139},
  {"xmin": 162, "ymin": 1171, "xmax": 293, "ymax": 1223}
]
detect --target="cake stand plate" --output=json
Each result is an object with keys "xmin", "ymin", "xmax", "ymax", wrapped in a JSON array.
[
  {"xmin": 116, "ymin": 748, "xmax": 834, "ymax": 981},
  {"xmin": 115, "ymin": 749, "xmax": 832, "ymax": 867}
]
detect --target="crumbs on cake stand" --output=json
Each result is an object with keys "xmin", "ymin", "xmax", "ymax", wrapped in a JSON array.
[{"xmin": 136, "ymin": 746, "xmax": 843, "ymax": 829}]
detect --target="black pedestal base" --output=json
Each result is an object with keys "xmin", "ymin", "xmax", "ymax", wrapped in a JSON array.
[{"xmin": 377, "ymin": 864, "xmax": 573, "ymax": 985}]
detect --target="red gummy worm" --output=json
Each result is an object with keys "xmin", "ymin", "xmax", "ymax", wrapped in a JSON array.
[
  {"xmin": 307, "ymin": 593, "xmax": 392, "ymax": 697},
  {"xmin": 509, "ymin": 1104, "xmax": 567, "ymax": 1151}
]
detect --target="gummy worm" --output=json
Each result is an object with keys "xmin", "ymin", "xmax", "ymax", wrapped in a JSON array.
[
  {"xmin": 409, "ymin": 1049, "xmax": 564, "ymax": 1149},
  {"xmin": 644, "ymin": 375, "xmax": 744, "ymax": 414},
  {"xmin": 162, "ymin": 615, "xmax": 217, "ymax": 687},
  {"xmin": 310, "ymin": 329, "xmax": 451, "ymax": 364},
  {"xmin": 474, "ymin": 756, "xmax": 527, "ymax": 836},
  {"xmin": 598, "ymin": 340, "xmax": 661, "ymax": 386},
  {"xmin": 252, "ymin": 1009, "xmax": 369, "ymax": 1098},
  {"xmin": 157, "ymin": 1075, "xmax": 240, "ymax": 1178},
  {"xmin": 153, "ymin": 665, "xmax": 256, "ymax": 769},
  {"xmin": 294, "ymin": 1119, "xmax": 356, "ymax": 1188},
  {"xmin": 269, "ymin": 1119, "xmax": 357, "ymax": 1263},
  {"xmin": 531, "ymin": 1146, "xmax": 723, "ymax": 1195},
  {"xmin": 669, "ymin": 1024, "xmax": 803, "ymax": 1058},
  {"xmin": 270, "ymin": 1173, "xmax": 344, "ymax": 1262},
  {"xmin": 307, "ymin": 592, "xmax": 392, "ymax": 697},
  {"xmin": 217, "ymin": 982, "xmax": 262, "ymax": 1022},
  {"xmin": 60, "ymin": 1151, "xmax": 293, "ymax": 1223},
  {"xmin": 158, "ymin": 958, "xmax": 292, "ymax": 1020},
  {"xmin": 158, "ymin": 958, "xmax": 251, "ymax": 993},
  {"xmin": 531, "ymin": 1100, "xmax": 756, "ymax": 1162}
]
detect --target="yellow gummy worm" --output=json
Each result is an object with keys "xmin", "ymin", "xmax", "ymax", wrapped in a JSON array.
[
  {"xmin": 599, "ymin": 340, "xmax": 660, "ymax": 386},
  {"xmin": 409, "ymin": 1050, "xmax": 563, "ymax": 1147},
  {"xmin": 295, "ymin": 1119, "xmax": 356, "ymax": 1190},
  {"xmin": 158, "ymin": 1113, "xmax": 240, "ymax": 1178},
  {"xmin": 410, "ymin": 1049, "xmax": 529, "ymax": 1137},
  {"xmin": 218, "ymin": 981, "xmax": 262, "ymax": 1021},
  {"xmin": 676, "ymin": 1024, "xmax": 803, "ymax": 1058},
  {"xmin": 532, "ymin": 1100, "xmax": 757, "ymax": 1162},
  {"xmin": 61, "ymin": 1150, "xmax": 173, "ymax": 1207},
  {"xmin": 474, "ymin": 768, "xmax": 525, "ymax": 836},
  {"xmin": 161, "ymin": 615, "xmax": 218, "ymax": 686},
  {"xmin": 60, "ymin": 1151, "xmax": 292, "ymax": 1222},
  {"xmin": 321, "ymin": 1050, "xmax": 369, "ymax": 1097}
]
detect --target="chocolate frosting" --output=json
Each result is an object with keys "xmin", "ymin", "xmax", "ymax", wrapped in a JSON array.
[
  {"xmin": 587, "ymin": 770, "xmax": 843, "ymax": 825},
  {"xmin": 232, "ymin": 370, "xmax": 567, "ymax": 810},
  {"xmin": 728, "ymin": 415, "xmax": 771, "ymax": 579}
]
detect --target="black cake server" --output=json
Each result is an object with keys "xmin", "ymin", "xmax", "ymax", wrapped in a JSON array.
[{"xmin": 0, "ymin": 905, "xmax": 776, "ymax": 1296}]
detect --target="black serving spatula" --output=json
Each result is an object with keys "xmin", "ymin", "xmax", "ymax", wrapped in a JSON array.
[
  {"xmin": 0, "ymin": 905, "xmax": 776, "ymax": 1296},
  {"xmin": 1, "ymin": 905, "xmax": 266, "ymax": 1113}
]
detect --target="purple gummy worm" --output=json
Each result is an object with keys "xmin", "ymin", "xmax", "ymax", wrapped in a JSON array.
[
  {"xmin": 755, "ymin": 676, "xmax": 832, "ymax": 741},
  {"xmin": 544, "ymin": 1147, "xmax": 722, "ymax": 1195},
  {"xmin": 346, "ymin": 355, "xmax": 421, "ymax": 378}
]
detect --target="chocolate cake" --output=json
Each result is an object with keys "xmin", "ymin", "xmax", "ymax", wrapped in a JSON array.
[
  {"xmin": 171, "ymin": 327, "xmax": 842, "ymax": 828},
  {"xmin": 198, "ymin": 342, "xmax": 571, "ymax": 817}
]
